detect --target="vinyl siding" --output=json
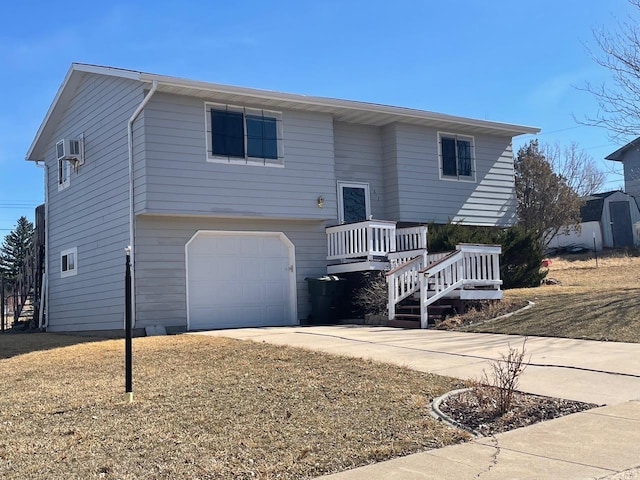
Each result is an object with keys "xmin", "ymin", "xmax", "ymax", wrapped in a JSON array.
[
  {"xmin": 137, "ymin": 92, "xmax": 337, "ymax": 220},
  {"xmin": 45, "ymin": 73, "xmax": 145, "ymax": 332},
  {"xmin": 620, "ymin": 149, "xmax": 640, "ymax": 198},
  {"xmin": 333, "ymin": 122, "xmax": 385, "ymax": 218},
  {"xmin": 134, "ymin": 215, "xmax": 328, "ymax": 329},
  {"xmin": 381, "ymin": 124, "xmax": 400, "ymax": 220},
  {"xmin": 393, "ymin": 124, "xmax": 517, "ymax": 226}
]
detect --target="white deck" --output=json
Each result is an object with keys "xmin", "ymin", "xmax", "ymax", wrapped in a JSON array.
[{"xmin": 325, "ymin": 221, "xmax": 503, "ymax": 328}]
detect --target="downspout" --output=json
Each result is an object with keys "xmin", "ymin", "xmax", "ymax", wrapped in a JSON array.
[
  {"xmin": 35, "ymin": 161, "xmax": 48, "ymax": 329},
  {"xmin": 128, "ymin": 80, "xmax": 158, "ymax": 328}
]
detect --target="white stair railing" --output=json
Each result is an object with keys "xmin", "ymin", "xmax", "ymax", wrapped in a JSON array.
[
  {"xmin": 417, "ymin": 244, "xmax": 502, "ymax": 328},
  {"xmin": 386, "ymin": 243, "xmax": 503, "ymax": 328},
  {"xmin": 419, "ymin": 251, "xmax": 465, "ymax": 327},
  {"xmin": 386, "ymin": 255, "xmax": 424, "ymax": 320}
]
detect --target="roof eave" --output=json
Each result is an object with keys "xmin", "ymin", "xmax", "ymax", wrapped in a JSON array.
[
  {"xmin": 25, "ymin": 64, "xmax": 144, "ymax": 162},
  {"xmin": 26, "ymin": 63, "xmax": 540, "ymax": 162},
  {"xmin": 605, "ymin": 136, "xmax": 640, "ymax": 162},
  {"xmin": 139, "ymin": 72, "xmax": 540, "ymax": 136}
]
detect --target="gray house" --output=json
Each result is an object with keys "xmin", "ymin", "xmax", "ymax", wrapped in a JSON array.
[
  {"xmin": 606, "ymin": 138, "xmax": 640, "ymax": 198},
  {"xmin": 26, "ymin": 63, "xmax": 538, "ymax": 333}
]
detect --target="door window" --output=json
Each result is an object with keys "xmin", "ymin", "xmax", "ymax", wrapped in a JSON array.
[{"xmin": 338, "ymin": 182, "xmax": 370, "ymax": 223}]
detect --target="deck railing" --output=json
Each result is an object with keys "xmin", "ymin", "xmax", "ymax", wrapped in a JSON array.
[
  {"xmin": 457, "ymin": 244, "xmax": 502, "ymax": 286},
  {"xmin": 395, "ymin": 226, "xmax": 428, "ymax": 251},
  {"xmin": 326, "ymin": 220, "xmax": 397, "ymax": 261}
]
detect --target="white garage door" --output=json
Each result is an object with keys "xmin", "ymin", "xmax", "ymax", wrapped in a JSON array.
[{"xmin": 186, "ymin": 231, "xmax": 296, "ymax": 330}]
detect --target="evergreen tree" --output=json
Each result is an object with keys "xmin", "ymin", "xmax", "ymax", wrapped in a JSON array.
[{"xmin": 0, "ymin": 216, "xmax": 34, "ymax": 286}]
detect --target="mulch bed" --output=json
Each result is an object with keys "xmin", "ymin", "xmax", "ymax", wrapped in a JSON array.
[{"xmin": 439, "ymin": 387, "xmax": 599, "ymax": 436}]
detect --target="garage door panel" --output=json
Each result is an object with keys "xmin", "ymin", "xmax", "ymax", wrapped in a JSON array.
[
  {"xmin": 265, "ymin": 281, "xmax": 287, "ymax": 298},
  {"xmin": 214, "ymin": 236, "xmax": 240, "ymax": 255},
  {"xmin": 261, "ymin": 238, "xmax": 287, "ymax": 256},
  {"xmin": 187, "ymin": 232, "xmax": 294, "ymax": 330},
  {"xmin": 239, "ymin": 237, "xmax": 262, "ymax": 256},
  {"xmin": 266, "ymin": 304, "xmax": 286, "ymax": 322}
]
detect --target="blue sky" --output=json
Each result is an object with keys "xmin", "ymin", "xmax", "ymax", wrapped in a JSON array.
[{"xmin": 0, "ymin": 0, "xmax": 633, "ymax": 234}]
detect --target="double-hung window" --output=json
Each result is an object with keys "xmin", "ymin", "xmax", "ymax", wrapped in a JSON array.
[
  {"xmin": 206, "ymin": 103, "xmax": 283, "ymax": 166},
  {"xmin": 61, "ymin": 247, "xmax": 77, "ymax": 278},
  {"xmin": 439, "ymin": 133, "xmax": 475, "ymax": 180}
]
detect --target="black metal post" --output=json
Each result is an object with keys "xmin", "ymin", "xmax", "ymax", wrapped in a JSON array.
[
  {"xmin": 593, "ymin": 233, "xmax": 598, "ymax": 268},
  {"xmin": 1, "ymin": 275, "xmax": 5, "ymax": 332},
  {"xmin": 13, "ymin": 289, "xmax": 17, "ymax": 323},
  {"xmin": 125, "ymin": 246, "xmax": 133, "ymax": 402}
]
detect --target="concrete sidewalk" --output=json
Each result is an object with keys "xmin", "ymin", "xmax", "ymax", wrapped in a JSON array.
[
  {"xmin": 196, "ymin": 326, "xmax": 640, "ymax": 479},
  {"xmin": 321, "ymin": 401, "xmax": 640, "ymax": 480}
]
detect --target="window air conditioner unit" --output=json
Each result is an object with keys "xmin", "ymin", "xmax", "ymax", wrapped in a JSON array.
[{"xmin": 56, "ymin": 137, "xmax": 84, "ymax": 166}]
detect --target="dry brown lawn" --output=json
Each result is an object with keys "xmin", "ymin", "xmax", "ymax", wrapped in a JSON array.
[
  {"xmin": 0, "ymin": 333, "xmax": 467, "ymax": 479},
  {"xmin": 465, "ymin": 251, "xmax": 640, "ymax": 342}
]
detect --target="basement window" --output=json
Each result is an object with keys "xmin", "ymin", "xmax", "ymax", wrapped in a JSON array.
[
  {"xmin": 205, "ymin": 103, "xmax": 284, "ymax": 166},
  {"xmin": 61, "ymin": 247, "xmax": 77, "ymax": 278}
]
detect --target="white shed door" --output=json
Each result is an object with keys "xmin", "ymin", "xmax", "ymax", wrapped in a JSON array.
[{"xmin": 187, "ymin": 232, "xmax": 295, "ymax": 330}]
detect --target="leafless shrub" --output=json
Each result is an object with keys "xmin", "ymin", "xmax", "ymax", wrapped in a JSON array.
[
  {"xmin": 352, "ymin": 272, "xmax": 388, "ymax": 316},
  {"xmin": 474, "ymin": 339, "xmax": 529, "ymax": 416}
]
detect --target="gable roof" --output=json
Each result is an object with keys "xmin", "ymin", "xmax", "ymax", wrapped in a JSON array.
[
  {"xmin": 27, "ymin": 63, "xmax": 541, "ymax": 161},
  {"xmin": 605, "ymin": 137, "xmax": 640, "ymax": 162}
]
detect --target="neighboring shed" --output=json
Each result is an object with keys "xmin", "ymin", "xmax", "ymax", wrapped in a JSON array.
[{"xmin": 548, "ymin": 191, "xmax": 640, "ymax": 251}]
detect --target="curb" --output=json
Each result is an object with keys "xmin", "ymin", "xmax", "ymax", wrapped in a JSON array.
[
  {"xmin": 491, "ymin": 300, "xmax": 535, "ymax": 321},
  {"xmin": 462, "ymin": 300, "xmax": 536, "ymax": 330},
  {"xmin": 430, "ymin": 388, "xmax": 484, "ymax": 438}
]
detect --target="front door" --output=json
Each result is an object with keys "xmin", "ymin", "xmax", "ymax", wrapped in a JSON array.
[
  {"xmin": 609, "ymin": 201, "xmax": 634, "ymax": 248},
  {"xmin": 337, "ymin": 181, "xmax": 371, "ymax": 224}
]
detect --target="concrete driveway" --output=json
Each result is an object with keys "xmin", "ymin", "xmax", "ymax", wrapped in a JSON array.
[
  {"xmin": 195, "ymin": 325, "xmax": 640, "ymax": 479},
  {"xmin": 196, "ymin": 325, "xmax": 640, "ymax": 405}
]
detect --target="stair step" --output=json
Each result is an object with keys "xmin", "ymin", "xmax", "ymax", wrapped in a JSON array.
[
  {"xmin": 394, "ymin": 313, "xmax": 421, "ymax": 319},
  {"xmin": 387, "ymin": 318, "xmax": 421, "ymax": 329}
]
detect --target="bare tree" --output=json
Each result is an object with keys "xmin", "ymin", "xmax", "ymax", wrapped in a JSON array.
[
  {"xmin": 583, "ymin": 0, "xmax": 640, "ymax": 140},
  {"xmin": 515, "ymin": 140, "xmax": 584, "ymax": 247},
  {"xmin": 543, "ymin": 142, "xmax": 606, "ymax": 196}
]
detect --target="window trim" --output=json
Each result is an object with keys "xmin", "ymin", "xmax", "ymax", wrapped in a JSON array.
[
  {"xmin": 437, "ymin": 132, "xmax": 476, "ymax": 182},
  {"xmin": 60, "ymin": 247, "xmax": 78, "ymax": 278},
  {"xmin": 204, "ymin": 102, "xmax": 284, "ymax": 167},
  {"xmin": 58, "ymin": 158, "xmax": 70, "ymax": 190}
]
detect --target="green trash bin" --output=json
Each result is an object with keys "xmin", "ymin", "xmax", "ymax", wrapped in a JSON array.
[{"xmin": 305, "ymin": 276, "xmax": 346, "ymax": 325}]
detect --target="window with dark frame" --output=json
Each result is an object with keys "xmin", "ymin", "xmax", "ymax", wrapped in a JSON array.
[
  {"xmin": 246, "ymin": 115, "xmax": 278, "ymax": 159},
  {"xmin": 211, "ymin": 110, "xmax": 245, "ymax": 158},
  {"xmin": 440, "ymin": 134, "xmax": 473, "ymax": 179},
  {"xmin": 209, "ymin": 107, "xmax": 281, "ymax": 162}
]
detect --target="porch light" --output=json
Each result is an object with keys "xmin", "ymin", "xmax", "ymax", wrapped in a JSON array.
[{"xmin": 317, "ymin": 196, "xmax": 324, "ymax": 208}]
